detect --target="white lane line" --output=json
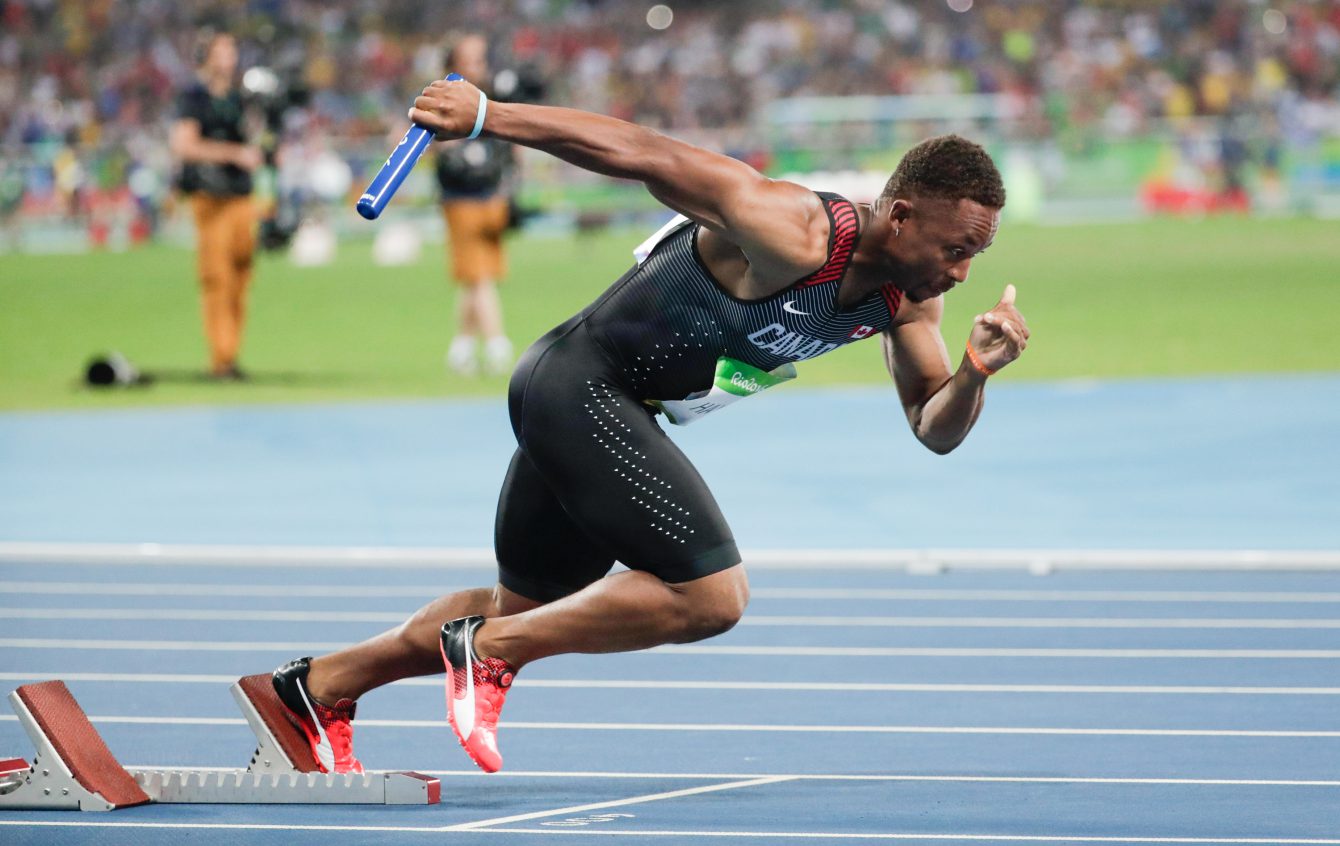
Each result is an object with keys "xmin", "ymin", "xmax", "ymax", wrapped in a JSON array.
[
  {"xmin": 0, "ymin": 542, "xmax": 496, "ymax": 567},
  {"xmin": 508, "ymin": 680, "xmax": 1340, "ymax": 695},
  {"xmin": 4, "ymin": 541, "xmax": 1338, "ymax": 572},
  {"xmin": 472, "ymin": 830, "xmax": 1340, "ymax": 842},
  {"xmin": 6, "ymin": 638, "xmax": 1340, "ymax": 659},
  {"xmin": 0, "ymin": 637, "xmax": 350, "ymax": 651},
  {"xmin": 741, "ymin": 616, "xmax": 1340, "ymax": 630},
  {"xmin": 0, "ymin": 607, "xmax": 410, "ymax": 623},
  {"xmin": 445, "ymin": 776, "xmax": 793, "ymax": 831},
  {"xmin": 0, "ymin": 822, "xmax": 1336, "ymax": 843},
  {"xmin": 753, "ymin": 589, "xmax": 1340, "ymax": 603},
  {"xmin": 0, "ymin": 671, "xmax": 243, "ymax": 683},
  {"xmin": 5, "ymin": 714, "xmax": 1338, "ymax": 737},
  {"xmin": 658, "ymin": 645, "xmax": 1340, "ymax": 659},
  {"xmin": 4, "ymin": 671, "xmax": 1338, "ymax": 696},
  {"xmin": 8, "ymin": 607, "xmax": 1340, "ymax": 630},
  {"xmin": 3, "ymin": 542, "xmax": 1336, "ymax": 573},
  {"xmin": 0, "ymin": 582, "xmax": 459, "ymax": 598},
  {"xmin": 110, "ymin": 767, "xmax": 1340, "ymax": 787},
  {"xmin": 469, "ymin": 772, "xmax": 1340, "ymax": 786},
  {"xmin": 0, "ymin": 821, "xmax": 442, "ymax": 833},
  {"xmin": 9, "ymin": 582, "xmax": 1340, "ymax": 603},
  {"xmin": 487, "ymin": 723, "xmax": 1340, "ymax": 738}
]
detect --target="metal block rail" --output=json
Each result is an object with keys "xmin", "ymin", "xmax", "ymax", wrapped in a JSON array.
[{"xmin": 0, "ymin": 676, "xmax": 439, "ymax": 810}]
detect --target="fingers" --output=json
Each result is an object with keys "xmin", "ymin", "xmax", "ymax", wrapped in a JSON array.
[
  {"xmin": 975, "ymin": 310, "xmax": 1029, "ymax": 357},
  {"xmin": 978, "ymin": 311, "xmax": 1025, "ymax": 333},
  {"xmin": 409, "ymin": 81, "xmax": 479, "ymax": 136},
  {"xmin": 999, "ymin": 319, "xmax": 1027, "ymax": 352},
  {"xmin": 421, "ymin": 78, "xmax": 472, "ymax": 100},
  {"xmin": 413, "ymin": 92, "xmax": 444, "ymax": 112},
  {"xmin": 408, "ymin": 107, "xmax": 444, "ymax": 132},
  {"xmin": 409, "ymin": 88, "xmax": 439, "ymax": 123},
  {"xmin": 979, "ymin": 306, "xmax": 1029, "ymax": 340},
  {"xmin": 970, "ymin": 286, "xmax": 1029, "ymax": 371},
  {"xmin": 235, "ymin": 147, "xmax": 263, "ymax": 171},
  {"xmin": 978, "ymin": 315, "xmax": 1026, "ymax": 344},
  {"xmin": 423, "ymin": 79, "xmax": 453, "ymax": 96}
]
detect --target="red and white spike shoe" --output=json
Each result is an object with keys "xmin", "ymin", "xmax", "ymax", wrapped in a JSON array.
[
  {"xmin": 440, "ymin": 616, "xmax": 516, "ymax": 773},
  {"xmin": 272, "ymin": 657, "xmax": 365, "ymax": 774}
]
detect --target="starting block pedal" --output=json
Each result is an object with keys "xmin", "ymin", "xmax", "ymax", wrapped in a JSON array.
[
  {"xmin": 0, "ymin": 681, "xmax": 150, "ymax": 811},
  {"xmin": 0, "ymin": 676, "xmax": 439, "ymax": 811}
]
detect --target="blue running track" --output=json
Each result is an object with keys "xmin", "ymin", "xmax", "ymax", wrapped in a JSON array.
[{"xmin": 1, "ymin": 376, "xmax": 1338, "ymax": 843}]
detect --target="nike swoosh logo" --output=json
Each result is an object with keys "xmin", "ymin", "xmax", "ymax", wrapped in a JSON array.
[
  {"xmin": 455, "ymin": 631, "xmax": 476, "ymax": 740},
  {"xmin": 782, "ymin": 300, "xmax": 809, "ymax": 316}
]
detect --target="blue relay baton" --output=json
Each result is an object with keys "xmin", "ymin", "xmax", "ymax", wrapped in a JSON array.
[{"xmin": 355, "ymin": 73, "xmax": 489, "ymax": 221}]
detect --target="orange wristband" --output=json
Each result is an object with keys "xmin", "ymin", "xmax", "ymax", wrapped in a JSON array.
[{"xmin": 965, "ymin": 341, "xmax": 996, "ymax": 377}]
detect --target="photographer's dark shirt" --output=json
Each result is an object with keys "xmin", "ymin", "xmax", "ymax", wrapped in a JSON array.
[
  {"xmin": 436, "ymin": 138, "xmax": 510, "ymax": 201},
  {"xmin": 174, "ymin": 82, "xmax": 252, "ymax": 197}
]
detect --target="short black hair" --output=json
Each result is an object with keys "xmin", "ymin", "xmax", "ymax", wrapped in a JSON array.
[{"xmin": 880, "ymin": 135, "xmax": 1006, "ymax": 209}]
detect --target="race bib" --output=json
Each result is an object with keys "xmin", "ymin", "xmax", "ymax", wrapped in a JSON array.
[{"xmin": 652, "ymin": 357, "xmax": 797, "ymax": 426}]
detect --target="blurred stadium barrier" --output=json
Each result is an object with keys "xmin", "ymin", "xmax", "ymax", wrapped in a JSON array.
[
  {"xmin": 763, "ymin": 94, "xmax": 1340, "ymax": 223},
  {"xmin": 5, "ymin": 112, "xmax": 1337, "ymax": 255}
]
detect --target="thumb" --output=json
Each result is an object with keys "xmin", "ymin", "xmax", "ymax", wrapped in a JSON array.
[{"xmin": 1000, "ymin": 283, "xmax": 1017, "ymax": 307}]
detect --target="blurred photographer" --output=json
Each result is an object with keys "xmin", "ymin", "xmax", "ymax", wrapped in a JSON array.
[
  {"xmin": 436, "ymin": 34, "xmax": 518, "ymax": 377},
  {"xmin": 170, "ymin": 31, "xmax": 262, "ymax": 381}
]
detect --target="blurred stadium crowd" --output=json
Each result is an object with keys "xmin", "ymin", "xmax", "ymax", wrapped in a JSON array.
[{"xmin": 2, "ymin": 0, "xmax": 1338, "ymax": 244}]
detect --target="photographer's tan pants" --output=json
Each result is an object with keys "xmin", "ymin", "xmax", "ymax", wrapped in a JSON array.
[
  {"xmin": 443, "ymin": 197, "xmax": 509, "ymax": 285},
  {"xmin": 190, "ymin": 195, "xmax": 256, "ymax": 372}
]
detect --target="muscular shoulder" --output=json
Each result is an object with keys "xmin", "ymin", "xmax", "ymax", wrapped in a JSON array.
[
  {"xmin": 752, "ymin": 180, "xmax": 831, "ymax": 269},
  {"xmin": 707, "ymin": 181, "xmax": 832, "ymax": 291}
]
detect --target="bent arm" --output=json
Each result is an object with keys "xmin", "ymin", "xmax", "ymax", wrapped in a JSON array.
[
  {"xmin": 882, "ymin": 300, "xmax": 987, "ymax": 455},
  {"xmin": 169, "ymin": 118, "xmax": 251, "ymax": 167},
  {"xmin": 410, "ymin": 87, "xmax": 825, "ymax": 278}
]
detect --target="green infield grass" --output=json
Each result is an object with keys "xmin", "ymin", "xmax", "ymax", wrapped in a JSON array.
[{"xmin": 0, "ymin": 215, "xmax": 1335, "ymax": 411}]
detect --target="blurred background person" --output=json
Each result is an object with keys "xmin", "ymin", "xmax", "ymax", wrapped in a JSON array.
[
  {"xmin": 169, "ymin": 31, "xmax": 262, "ymax": 381},
  {"xmin": 435, "ymin": 33, "xmax": 517, "ymax": 377}
]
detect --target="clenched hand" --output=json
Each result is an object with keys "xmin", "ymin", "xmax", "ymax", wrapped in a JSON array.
[
  {"xmin": 408, "ymin": 79, "xmax": 487, "ymax": 141},
  {"xmin": 967, "ymin": 284, "xmax": 1029, "ymax": 373}
]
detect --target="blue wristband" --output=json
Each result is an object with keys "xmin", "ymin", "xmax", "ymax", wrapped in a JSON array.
[{"xmin": 468, "ymin": 90, "xmax": 488, "ymax": 140}]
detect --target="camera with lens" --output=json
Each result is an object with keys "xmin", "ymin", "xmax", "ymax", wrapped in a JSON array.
[
  {"xmin": 488, "ymin": 64, "xmax": 547, "ymax": 230},
  {"xmin": 490, "ymin": 64, "xmax": 546, "ymax": 105},
  {"xmin": 241, "ymin": 66, "xmax": 310, "ymax": 251}
]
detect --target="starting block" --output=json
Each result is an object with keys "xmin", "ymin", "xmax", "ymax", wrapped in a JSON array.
[{"xmin": 0, "ymin": 676, "xmax": 439, "ymax": 811}]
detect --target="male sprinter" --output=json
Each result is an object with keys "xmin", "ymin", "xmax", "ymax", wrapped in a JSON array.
[{"xmin": 270, "ymin": 78, "xmax": 1029, "ymax": 775}]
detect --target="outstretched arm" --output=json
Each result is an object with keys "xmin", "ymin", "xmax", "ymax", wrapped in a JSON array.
[
  {"xmin": 883, "ymin": 284, "xmax": 1029, "ymax": 454},
  {"xmin": 408, "ymin": 79, "xmax": 826, "ymax": 280}
]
